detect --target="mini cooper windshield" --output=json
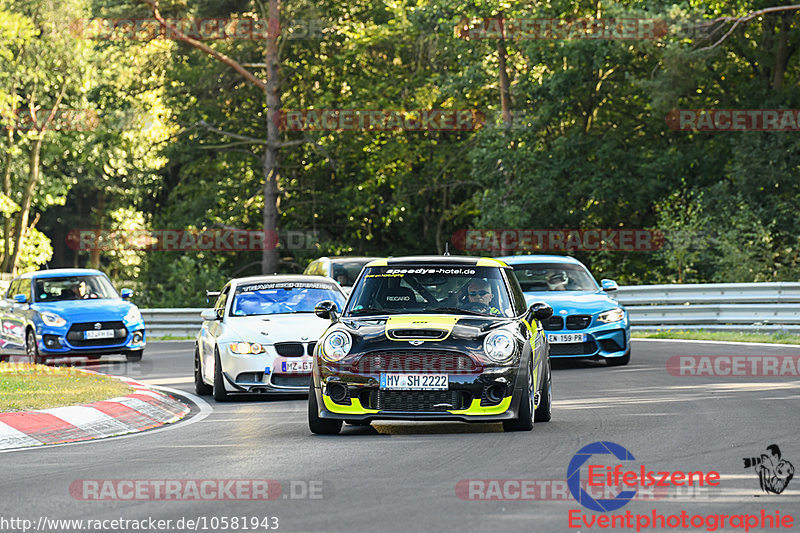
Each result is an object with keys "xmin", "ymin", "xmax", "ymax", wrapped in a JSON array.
[
  {"xmin": 232, "ymin": 281, "xmax": 346, "ymax": 316},
  {"xmin": 346, "ymin": 265, "xmax": 515, "ymax": 317}
]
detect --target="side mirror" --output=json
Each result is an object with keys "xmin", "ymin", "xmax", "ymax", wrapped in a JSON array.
[
  {"xmin": 200, "ymin": 308, "xmax": 221, "ymax": 321},
  {"xmin": 314, "ymin": 300, "xmax": 339, "ymax": 322},
  {"xmin": 529, "ymin": 301, "xmax": 553, "ymax": 321},
  {"xmin": 601, "ymin": 279, "xmax": 619, "ymax": 291},
  {"xmin": 120, "ymin": 288, "xmax": 134, "ymax": 298},
  {"xmin": 13, "ymin": 294, "xmax": 27, "ymax": 304}
]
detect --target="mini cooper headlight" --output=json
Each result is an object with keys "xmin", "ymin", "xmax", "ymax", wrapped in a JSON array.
[
  {"xmin": 124, "ymin": 307, "xmax": 142, "ymax": 324},
  {"xmin": 483, "ymin": 331, "xmax": 516, "ymax": 363},
  {"xmin": 229, "ymin": 342, "xmax": 265, "ymax": 355},
  {"xmin": 321, "ymin": 330, "xmax": 352, "ymax": 362},
  {"xmin": 41, "ymin": 312, "xmax": 66, "ymax": 327},
  {"xmin": 598, "ymin": 307, "xmax": 625, "ymax": 323}
]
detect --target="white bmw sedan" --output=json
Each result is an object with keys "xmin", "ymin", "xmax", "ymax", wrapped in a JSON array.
[{"xmin": 195, "ymin": 275, "xmax": 347, "ymax": 401}]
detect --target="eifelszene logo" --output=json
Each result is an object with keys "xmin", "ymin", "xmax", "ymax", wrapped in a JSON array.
[
  {"xmin": 567, "ymin": 441, "xmax": 638, "ymax": 512},
  {"xmin": 744, "ymin": 444, "xmax": 795, "ymax": 494}
]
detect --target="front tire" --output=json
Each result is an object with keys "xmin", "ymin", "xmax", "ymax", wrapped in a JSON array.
[
  {"xmin": 125, "ymin": 350, "xmax": 143, "ymax": 362},
  {"xmin": 534, "ymin": 358, "xmax": 552, "ymax": 422},
  {"xmin": 26, "ymin": 329, "xmax": 45, "ymax": 364},
  {"xmin": 212, "ymin": 349, "xmax": 230, "ymax": 402},
  {"xmin": 194, "ymin": 349, "xmax": 212, "ymax": 396},
  {"xmin": 308, "ymin": 380, "xmax": 342, "ymax": 435},
  {"xmin": 503, "ymin": 359, "xmax": 534, "ymax": 432},
  {"xmin": 606, "ymin": 348, "xmax": 631, "ymax": 367}
]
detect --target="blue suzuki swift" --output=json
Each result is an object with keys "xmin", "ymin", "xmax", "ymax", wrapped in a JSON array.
[
  {"xmin": 0, "ymin": 269, "xmax": 145, "ymax": 363},
  {"xmin": 495, "ymin": 255, "xmax": 630, "ymax": 366}
]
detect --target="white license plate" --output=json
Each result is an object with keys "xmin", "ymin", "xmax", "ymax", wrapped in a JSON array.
[
  {"xmin": 380, "ymin": 373, "xmax": 448, "ymax": 390},
  {"xmin": 547, "ymin": 333, "xmax": 587, "ymax": 344},
  {"xmin": 282, "ymin": 360, "xmax": 312, "ymax": 373},
  {"xmin": 84, "ymin": 329, "xmax": 115, "ymax": 340}
]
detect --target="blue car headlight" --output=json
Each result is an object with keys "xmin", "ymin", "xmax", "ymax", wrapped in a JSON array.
[
  {"xmin": 41, "ymin": 312, "xmax": 67, "ymax": 327},
  {"xmin": 597, "ymin": 307, "xmax": 625, "ymax": 323},
  {"xmin": 124, "ymin": 306, "xmax": 143, "ymax": 324}
]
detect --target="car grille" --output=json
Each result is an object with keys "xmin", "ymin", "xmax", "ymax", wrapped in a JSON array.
[
  {"xmin": 566, "ymin": 315, "xmax": 592, "ymax": 330},
  {"xmin": 388, "ymin": 329, "xmax": 448, "ymax": 340},
  {"xmin": 543, "ymin": 316, "xmax": 563, "ymax": 331},
  {"xmin": 307, "ymin": 341, "xmax": 316, "ymax": 355},
  {"xmin": 361, "ymin": 390, "xmax": 471, "ymax": 411},
  {"xmin": 549, "ymin": 339, "xmax": 598, "ymax": 356},
  {"xmin": 66, "ymin": 321, "xmax": 127, "ymax": 347},
  {"xmin": 270, "ymin": 375, "xmax": 308, "ymax": 388},
  {"xmin": 236, "ymin": 372, "xmax": 264, "ymax": 383},
  {"xmin": 598, "ymin": 338, "xmax": 622, "ymax": 352},
  {"xmin": 274, "ymin": 342, "xmax": 304, "ymax": 357},
  {"xmin": 352, "ymin": 350, "xmax": 479, "ymax": 374}
]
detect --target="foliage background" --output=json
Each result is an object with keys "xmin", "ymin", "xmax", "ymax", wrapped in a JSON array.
[{"xmin": 1, "ymin": 0, "xmax": 798, "ymax": 306}]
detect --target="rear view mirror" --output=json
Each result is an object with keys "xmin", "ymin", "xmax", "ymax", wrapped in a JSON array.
[
  {"xmin": 13, "ymin": 294, "xmax": 27, "ymax": 304},
  {"xmin": 601, "ymin": 279, "xmax": 619, "ymax": 291},
  {"xmin": 120, "ymin": 288, "xmax": 134, "ymax": 298},
  {"xmin": 201, "ymin": 308, "xmax": 221, "ymax": 321},
  {"xmin": 314, "ymin": 300, "xmax": 340, "ymax": 322},
  {"xmin": 529, "ymin": 301, "xmax": 553, "ymax": 320}
]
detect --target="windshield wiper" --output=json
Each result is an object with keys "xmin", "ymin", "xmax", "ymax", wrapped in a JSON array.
[
  {"xmin": 349, "ymin": 308, "xmax": 399, "ymax": 316},
  {"xmin": 430, "ymin": 307, "xmax": 487, "ymax": 316}
]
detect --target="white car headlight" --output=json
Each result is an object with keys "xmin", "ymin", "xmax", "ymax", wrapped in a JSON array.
[
  {"xmin": 124, "ymin": 307, "xmax": 142, "ymax": 324},
  {"xmin": 483, "ymin": 331, "xmax": 516, "ymax": 363},
  {"xmin": 41, "ymin": 312, "xmax": 66, "ymax": 327},
  {"xmin": 229, "ymin": 342, "xmax": 265, "ymax": 355},
  {"xmin": 598, "ymin": 307, "xmax": 625, "ymax": 323},
  {"xmin": 322, "ymin": 330, "xmax": 352, "ymax": 362}
]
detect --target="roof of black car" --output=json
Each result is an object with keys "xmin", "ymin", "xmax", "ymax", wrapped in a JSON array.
[{"xmin": 365, "ymin": 256, "xmax": 509, "ymax": 267}]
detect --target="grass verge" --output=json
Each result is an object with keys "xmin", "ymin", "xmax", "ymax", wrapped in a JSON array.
[
  {"xmin": 632, "ymin": 330, "xmax": 800, "ymax": 345},
  {"xmin": 0, "ymin": 363, "xmax": 134, "ymax": 412}
]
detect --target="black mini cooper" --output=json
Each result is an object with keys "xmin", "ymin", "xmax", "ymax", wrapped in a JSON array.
[{"xmin": 308, "ymin": 256, "xmax": 553, "ymax": 434}]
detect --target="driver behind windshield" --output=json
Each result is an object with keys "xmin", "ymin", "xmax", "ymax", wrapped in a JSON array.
[
  {"xmin": 466, "ymin": 278, "xmax": 501, "ymax": 316},
  {"xmin": 70, "ymin": 280, "xmax": 97, "ymax": 299}
]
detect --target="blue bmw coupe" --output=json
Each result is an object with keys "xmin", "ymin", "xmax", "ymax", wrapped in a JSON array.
[
  {"xmin": 496, "ymin": 255, "xmax": 630, "ymax": 366},
  {"xmin": 0, "ymin": 268, "xmax": 145, "ymax": 363}
]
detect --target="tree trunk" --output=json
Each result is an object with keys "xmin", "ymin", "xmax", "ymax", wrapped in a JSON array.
[
  {"xmin": 1, "ymin": 127, "xmax": 14, "ymax": 271},
  {"xmin": 262, "ymin": 0, "xmax": 281, "ymax": 274},
  {"xmin": 8, "ymin": 137, "xmax": 43, "ymax": 274},
  {"xmin": 90, "ymin": 190, "xmax": 105, "ymax": 268}
]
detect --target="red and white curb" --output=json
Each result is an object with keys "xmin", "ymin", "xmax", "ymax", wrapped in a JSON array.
[{"xmin": 0, "ymin": 375, "xmax": 190, "ymax": 450}]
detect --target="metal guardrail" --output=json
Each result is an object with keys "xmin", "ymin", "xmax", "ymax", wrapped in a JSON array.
[
  {"xmin": 613, "ymin": 283, "xmax": 800, "ymax": 333},
  {"xmin": 141, "ymin": 283, "xmax": 800, "ymax": 337}
]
